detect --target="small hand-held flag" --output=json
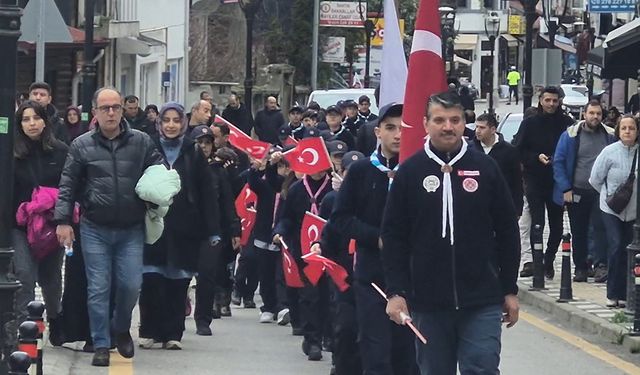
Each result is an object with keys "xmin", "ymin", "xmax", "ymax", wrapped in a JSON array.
[
  {"xmin": 370, "ymin": 282, "xmax": 427, "ymax": 344},
  {"xmin": 235, "ymin": 184, "xmax": 258, "ymax": 246},
  {"xmin": 300, "ymin": 211, "xmax": 327, "ymax": 256},
  {"xmin": 214, "ymin": 115, "xmax": 270, "ymax": 160},
  {"xmin": 283, "ymin": 137, "xmax": 332, "ymax": 175},
  {"xmin": 399, "ymin": 0, "xmax": 447, "ymax": 162},
  {"xmin": 302, "ymin": 253, "xmax": 350, "ymax": 291},
  {"xmin": 280, "ymin": 239, "xmax": 305, "ymax": 288}
]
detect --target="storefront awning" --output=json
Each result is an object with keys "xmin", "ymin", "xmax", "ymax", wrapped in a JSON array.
[
  {"xmin": 538, "ymin": 34, "xmax": 577, "ymax": 54},
  {"xmin": 454, "ymin": 34, "xmax": 478, "ymax": 50},
  {"xmin": 454, "ymin": 54, "xmax": 472, "ymax": 66},
  {"xmin": 118, "ymin": 35, "xmax": 164, "ymax": 57},
  {"xmin": 586, "ymin": 43, "xmax": 640, "ymax": 80},
  {"xmin": 501, "ymin": 34, "xmax": 519, "ymax": 47},
  {"xmin": 603, "ymin": 17, "xmax": 640, "ymax": 52}
]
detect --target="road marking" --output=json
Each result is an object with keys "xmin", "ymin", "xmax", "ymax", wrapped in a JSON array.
[
  {"xmin": 109, "ymin": 353, "xmax": 133, "ymax": 375},
  {"xmin": 521, "ymin": 311, "xmax": 640, "ymax": 374}
]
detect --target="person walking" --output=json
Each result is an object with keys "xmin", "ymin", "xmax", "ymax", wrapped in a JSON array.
[
  {"xmin": 187, "ymin": 100, "xmax": 213, "ymax": 138},
  {"xmin": 13, "ymin": 101, "xmax": 68, "ymax": 345},
  {"xmin": 28, "ymin": 82, "xmax": 69, "ymax": 144},
  {"xmin": 54, "ymin": 87, "xmax": 164, "ymax": 367},
  {"xmin": 222, "ymin": 94, "xmax": 254, "ymax": 135},
  {"xmin": 63, "ymin": 106, "xmax": 89, "ymax": 142},
  {"xmin": 382, "ymin": 91, "xmax": 520, "ymax": 374},
  {"xmin": 254, "ymin": 96, "xmax": 285, "ymax": 145},
  {"xmin": 507, "ymin": 66, "xmax": 521, "ymax": 105},
  {"xmin": 123, "ymin": 95, "xmax": 147, "ymax": 131},
  {"xmin": 589, "ymin": 115, "xmax": 639, "ymax": 308}
]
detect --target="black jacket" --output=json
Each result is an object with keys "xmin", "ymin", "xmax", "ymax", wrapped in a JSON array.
[
  {"xmin": 254, "ymin": 108, "xmax": 285, "ymax": 145},
  {"xmin": 472, "ymin": 134, "xmax": 524, "ymax": 216},
  {"xmin": 125, "ymin": 108, "xmax": 147, "ymax": 132},
  {"xmin": 319, "ymin": 191, "xmax": 355, "ymax": 280},
  {"xmin": 136, "ymin": 118, "xmax": 158, "ymax": 137},
  {"xmin": 513, "ymin": 110, "xmax": 574, "ymax": 190},
  {"xmin": 210, "ymin": 162, "xmax": 241, "ymax": 239},
  {"xmin": 330, "ymin": 125, "xmax": 356, "ymax": 151},
  {"xmin": 342, "ymin": 116, "xmax": 362, "ymax": 139},
  {"xmin": 144, "ymin": 136, "xmax": 221, "ymax": 272},
  {"xmin": 248, "ymin": 165, "xmax": 282, "ymax": 245},
  {"xmin": 381, "ymin": 146, "xmax": 520, "ymax": 313},
  {"xmin": 222, "ymin": 103, "xmax": 254, "ymax": 135},
  {"xmin": 13, "ymin": 139, "xmax": 69, "ymax": 228},
  {"xmin": 46, "ymin": 104, "xmax": 70, "ymax": 145},
  {"xmin": 331, "ymin": 153, "xmax": 397, "ymax": 285},
  {"xmin": 356, "ymin": 119, "xmax": 379, "ymax": 156},
  {"xmin": 279, "ymin": 123, "xmax": 306, "ymax": 141},
  {"xmin": 54, "ymin": 120, "xmax": 164, "ymax": 227}
]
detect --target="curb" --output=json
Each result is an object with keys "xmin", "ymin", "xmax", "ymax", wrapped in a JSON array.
[{"xmin": 518, "ymin": 282, "xmax": 640, "ymax": 353}]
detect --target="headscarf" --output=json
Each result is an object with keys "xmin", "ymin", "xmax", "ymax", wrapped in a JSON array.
[{"xmin": 157, "ymin": 102, "xmax": 188, "ymax": 139}]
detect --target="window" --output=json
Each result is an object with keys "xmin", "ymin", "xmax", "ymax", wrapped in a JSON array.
[
  {"xmin": 219, "ymin": 85, "xmax": 227, "ymax": 95},
  {"xmin": 456, "ymin": 0, "xmax": 468, "ymax": 8}
]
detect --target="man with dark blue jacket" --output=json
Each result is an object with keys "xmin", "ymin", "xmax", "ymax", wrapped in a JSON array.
[
  {"xmin": 381, "ymin": 92, "xmax": 520, "ymax": 374},
  {"xmin": 553, "ymin": 100, "xmax": 614, "ymax": 282}
]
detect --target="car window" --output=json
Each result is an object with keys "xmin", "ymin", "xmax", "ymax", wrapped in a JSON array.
[{"xmin": 499, "ymin": 115, "xmax": 523, "ymax": 143}]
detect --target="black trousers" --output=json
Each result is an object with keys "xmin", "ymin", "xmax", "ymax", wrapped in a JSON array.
[
  {"xmin": 194, "ymin": 242, "xmax": 226, "ymax": 325},
  {"xmin": 256, "ymin": 246, "xmax": 282, "ymax": 313},
  {"xmin": 61, "ymin": 234, "xmax": 92, "ymax": 343},
  {"xmin": 235, "ymin": 244, "xmax": 259, "ymax": 301},
  {"xmin": 509, "ymin": 85, "xmax": 519, "ymax": 103},
  {"xmin": 139, "ymin": 273, "xmax": 190, "ymax": 342},
  {"xmin": 567, "ymin": 188, "xmax": 602, "ymax": 272},
  {"xmin": 526, "ymin": 183, "xmax": 564, "ymax": 264},
  {"xmin": 332, "ymin": 288, "xmax": 362, "ymax": 375},
  {"xmin": 354, "ymin": 280, "xmax": 418, "ymax": 375}
]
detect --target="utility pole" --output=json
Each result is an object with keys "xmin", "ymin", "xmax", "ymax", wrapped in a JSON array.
[
  {"xmin": 522, "ymin": 0, "xmax": 536, "ymax": 111},
  {"xmin": 82, "ymin": 0, "xmax": 96, "ymax": 119},
  {"xmin": 0, "ymin": 1, "xmax": 22, "ymax": 374},
  {"xmin": 311, "ymin": 0, "xmax": 319, "ymax": 90}
]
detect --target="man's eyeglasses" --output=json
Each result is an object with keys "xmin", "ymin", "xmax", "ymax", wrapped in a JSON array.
[{"xmin": 97, "ymin": 104, "xmax": 123, "ymax": 113}]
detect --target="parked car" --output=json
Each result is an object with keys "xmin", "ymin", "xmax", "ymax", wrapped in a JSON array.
[
  {"xmin": 497, "ymin": 112, "xmax": 524, "ymax": 144},
  {"xmin": 308, "ymin": 89, "xmax": 379, "ymax": 114},
  {"xmin": 560, "ymin": 84, "xmax": 589, "ymax": 119}
]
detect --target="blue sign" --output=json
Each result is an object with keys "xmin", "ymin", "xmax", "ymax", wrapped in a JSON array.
[{"xmin": 589, "ymin": 0, "xmax": 637, "ymax": 13}]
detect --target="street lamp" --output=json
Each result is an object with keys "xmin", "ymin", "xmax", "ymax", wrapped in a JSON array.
[
  {"xmin": 82, "ymin": 0, "xmax": 95, "ymax": 121},
  {"xmin": 439, "ymin": 6, "xmax": 457, "ymax": 78},
  {"xmin": 0, "ymin": 1, "xmax": 22, "ymax": 373},
  {"xmin": 239, "ymin": 0, "xmax": 262, "ymax": 115},
  {"xmin": 484, "ymin": 11, "xmax": 500, "ymax": 115},
  {"xmin": 521, "ymin": 0, "xmax": 536, "ymax": 111}
]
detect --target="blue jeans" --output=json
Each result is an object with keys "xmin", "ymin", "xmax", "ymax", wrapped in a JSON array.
[
  {"xmin": 600, "ymin": 212, "xmax": 633, "ymax": 301},
  {"xmin": 413, "ymin": 304, "xmax": 502, "ymax": 375},
  {"xmin": 80, "ymin": 218, "xmax": 144, "ymax": 349}
]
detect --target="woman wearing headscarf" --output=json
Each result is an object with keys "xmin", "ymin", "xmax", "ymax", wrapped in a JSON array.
[
  {"xmin": 64, "ymin": 106, "xmax": 89, "ymax": 142},
  {"xmin": 137, "ymin": 102, "xmax": 221, "ymax": 350}
]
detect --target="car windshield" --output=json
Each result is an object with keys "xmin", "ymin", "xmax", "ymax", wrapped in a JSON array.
[
  {"xmin": 308, "ymin": 92, "xmax": 379, "ymax": 114},
  {"xmin": 499, "ymin": 114, "xmax": 523, "ymax": 143},
  {"xmin": 563, "ymin": 86, "xmax": 587, "ymax": 97}
]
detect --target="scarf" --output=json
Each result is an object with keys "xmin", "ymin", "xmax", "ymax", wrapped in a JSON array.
[
  {"xmin": 370, "ymin": 148, "xmax": 399, "ymax": 190},
  {"xmin": 423, "ymin": 137, "xmax": 468, "ymax": 245},
  {"xmin": 302, "ymin": 174, "xmax": 330, "ymax": 215}
]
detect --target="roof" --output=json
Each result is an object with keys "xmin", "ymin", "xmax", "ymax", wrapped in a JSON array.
[
  {"xmin": 604, "ymin": 17, "xmax": 640, "ymax": 52},
  {"xmin": 19, "ymin": 26, "xmax": 109, "ymax": 50}
]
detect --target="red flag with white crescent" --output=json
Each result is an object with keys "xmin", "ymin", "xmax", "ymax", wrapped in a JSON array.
[
  {"xmin": 239, "ymin": 208, "xmax": 257, "ymax": 246},
  {"xmin": 214, "ymin": 115, "xmax": 270, "ymax": 160},
  {"xmin": 283, "ymin": 137, "xmax": 332, "ymax": 175},
  {"xmin": 235, "ymin": 183, "xmax": 258, "ymax": 216},
  {"xmin": 281, "ymin": 239, "xmax": 305, "ymax": 288},
  {"xmin": 302, "ymin": 253, "xmax": 350, "ymax": 292},
  {"xmin": 399, "ymin": 0, "xmax": 447, "ymax": 162},
  {"xmin": 300, "ymin": 211, "xmax": 326, "ymax": 256}
]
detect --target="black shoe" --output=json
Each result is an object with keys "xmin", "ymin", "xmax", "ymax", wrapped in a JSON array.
[
  {"xmin": 302, "ymin": 339, "xmax": 311, "ymax": 355},
  {"xmin": 587, "ymin": 265, "xmax": 596, "ymax": 278},
  {"xmin": 308, "ymin": 344, "xmax": 322, "ymax": 361},
  {"xmin": 48, "ymin": 317, "xmax": 64, "ymax": 347},
  {"xmin": 292, "ymin": 327, "xmax": 304, "ymax": 336},
  {"xmin": 91, "ymin": 348, "xmax": 110, "ymax": 367},
  {"xmin": 594, "ymin": 264, "xmax": 608, "ymax": 283},
  {"xmin": 322, "ymin": 337, "xmax": 333, "ymax": 353},
  {"xmin": 212, "ymin": 305, "xmax": 222, "ymax": 319},
  {"xmin": 196, "ymin": 321, "xmax": 212, "ymax": 336},
  {"xmin": 544, "ymin": 261, "xmax": 555, "ymax": 280},
  {"xmin": 231, "ymin": 290, "xmax": 242, "ymax": 306},
  {"xmin": 83, "ymin": 342, "xmax": 95, "ymax": 353},
  {"xmin": 116, "ymin": 331, "xmax": 135, "ymax": 359},
  {"xmin": 573, "ymin": 269, "xmax": 588, "ymax": 282},
  {"xmin": 220, "ymin": 305, "xmax": 232, "ymax": 317},
  {"xmin": 519, "ymin": 262, "xmax": 533, "ymax": 278},
  {"xmin": 243, "ymin": 299, "xmax": 256, "ymax": 309}
]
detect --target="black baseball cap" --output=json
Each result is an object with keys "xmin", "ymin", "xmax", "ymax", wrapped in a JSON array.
[
  {"xmin": 289, "ymin": 105, "xmax": 304, "ymax": 114},
  {"xmin": 326, "ymin": 105, "xmax": 342, "ymax": 115},
  {"xmin": 358, "ymin": 95, "xmax": 371, "ymax": 104},
  {"xmin": 377, "ymin": 103, "xmax": 403, "ymax": 125},
  {"xmin": 345, "ymin": 100, "xmax": 358, "ymax": 109},
  {"xmin": 193, "ymin": 125, "xmax": 214, "ymax": 139},
  {"xmin": 342, "ymin": 151, "xmax": 365, "ymax": 170},
  {"xmin": 326, "ymin": 140, "xmax": 348, "ymax": 156}
]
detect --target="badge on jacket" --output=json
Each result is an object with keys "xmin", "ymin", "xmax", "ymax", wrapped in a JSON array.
[
  {"xmin": 423, "ymin": 175, "xmax": 440, "ymax": 192},
  {"xmin": 462, "ymin": 177, "xmax": 478, "ymax": 193}
]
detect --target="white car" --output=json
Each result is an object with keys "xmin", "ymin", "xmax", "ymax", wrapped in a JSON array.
[
  {"xmin": 308, "ymin": 89, "xmax": 379, "ymax": 114},
  {"xmin": 560, "ymin": 84, "xmax": 589, "ymax": 118},
  {"xmin": 497, "ymin": 112, "xmax": 524, "ymax": 144}
]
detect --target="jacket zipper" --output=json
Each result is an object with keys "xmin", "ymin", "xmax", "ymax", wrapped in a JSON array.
[
  {"xmin": 111, "ymin": 143, "xmax": 120, "ymax": 222},
  {"xmin": 451, "ymin": 243, "xmax": 460, "ymax": 310}
]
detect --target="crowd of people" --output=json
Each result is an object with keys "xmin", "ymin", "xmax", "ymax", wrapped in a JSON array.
[{"xmin": 9, "ymin": 78, "xmax": 640, "ymax": 374}]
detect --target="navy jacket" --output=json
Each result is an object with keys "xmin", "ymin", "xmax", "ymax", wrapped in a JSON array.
[
  {"xmin": 320, "ymin": 191, "xmax": 354, "ymax": 280},
  {"xmin": 247, "ymin": 165, "xmax": 282, "ymax": 246}
]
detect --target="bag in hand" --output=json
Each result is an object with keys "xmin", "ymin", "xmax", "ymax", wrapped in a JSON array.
[{"xmin": 606, "ymin": 150, "xmax": 638, "ymax": 214}]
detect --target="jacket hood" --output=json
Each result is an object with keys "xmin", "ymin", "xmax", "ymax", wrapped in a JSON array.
[{"xmin": 566, "ymin": 120, "xmax": 615, "ymax": 137}]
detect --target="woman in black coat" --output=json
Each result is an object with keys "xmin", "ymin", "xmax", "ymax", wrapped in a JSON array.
[{"xmin": 138, "ymin": 102, "xmax": 221, "ymax": 350}]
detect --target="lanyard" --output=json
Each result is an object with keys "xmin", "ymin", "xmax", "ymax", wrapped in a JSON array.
[
  {"xmin": 302, "ymin": 174, "xmax": 330, "ymax": 215},
  {"xmin": 369, "ymin": 149, "xmax": 399, "ymax": 190},
  {"xmin": 423, "ymin": 137, "xmax": 468, "ymax": 245}
]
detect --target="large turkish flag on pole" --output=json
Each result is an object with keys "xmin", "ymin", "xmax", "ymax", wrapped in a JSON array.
[{"xmin": 399, "ymin": 0, "xmax": 448, "ymax": 162}]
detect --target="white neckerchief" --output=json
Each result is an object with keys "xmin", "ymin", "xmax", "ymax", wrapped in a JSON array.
[{"xmin": 423, "ymin": 137, "xmax": 468, "ymax": 245}]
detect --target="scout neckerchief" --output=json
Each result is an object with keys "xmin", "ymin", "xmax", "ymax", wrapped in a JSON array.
[
  {"xmin": 331, "ymin": 125, "xmax": 346, "ymax": 137},
  {"xmin": 423, "ymin": 137, "xmax": 468, "ymax": 245},
  {"xmin": 290, "ymin": 122, "xmax": 304, "ymax": 134},
  {"xmin": 370, "ymin": 147, "xmax": 399, "ymax": 190},
  {"xmin": 302, "ymin": 174, "xmax": 330, "ymax": 215}
]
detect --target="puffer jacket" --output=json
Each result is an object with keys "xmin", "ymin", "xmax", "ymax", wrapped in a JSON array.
[
  {"xmin": 589, "ymin": 141, "xmax": 638, "ymax": 222},
  {"xmin": 54, "ymin": 120, "xmax": 164, "ymax": 228}
]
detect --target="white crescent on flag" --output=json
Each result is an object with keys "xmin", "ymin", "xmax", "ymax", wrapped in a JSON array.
[
  {"xmin": 300, "ymin": 148, "xmax": 319, "ymax": 165},
  {"xmin": 307, "ymin": 225, "xmax": 319, "ymax": 242}
]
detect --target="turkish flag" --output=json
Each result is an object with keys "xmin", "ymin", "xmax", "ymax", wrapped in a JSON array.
[
  {"xmin": 239, "ymin": 208, "xmax": 257, "ymax": 246},
  {"xmin": 214, "ymin": 115, "xmax": 270, "ymax": 160},
  {"xmin": 399, "ymin": 0, "xmax": 447, "ymax": 162},
  {"xmin": 234, "ymin": 183, "xmax": 258, "ymax": 216},
  {"xmin": 283, "ymin": 137, "xmax": 332, "ymax": 175},
  {"xmin": 303, "ymin": 262, "xmax": 325, "ymax": 286},
  {"xmin": 281, "ymin": 239, "xmax": 305, "ymax": 288},
  {"xmin": 283, "ymin": 136, "xmax": 298, "ymax": 146},
  {"xmin": 302, "ymin": 253, "xmax": 350, "ymax": 292},
  {"xmin": 300, "ymin": 211, "xmax": 326, "ymax": 256}
]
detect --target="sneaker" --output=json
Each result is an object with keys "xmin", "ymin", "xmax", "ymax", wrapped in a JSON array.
[
  {"xmin": 593, "ymin": 265, "xmax": 608, "ymax": 283},
  {"xmin": 220, "ymin": 305, "xmax": 232, "ymax": 317},
  {"xmin": 164, "ymin": 340, "xmax": 182, "ymax": 350},
  {"xmin": 573, "ymin": 269, "xmax": 588, "ymax": 282},
  {"xmin": 91, "ymin": 348, "xmax": 110, "ymax": 367},
  {"xmin": 606, "ymin": 299, "xmax": 618, "ymax": 308},
  {"xmin": 83, "ymin": 341, "xmax": 94, "ymax": 353},
  {"xmin": 259, "ymin": 312, "xmax": 275, "ymax": 323},
  {"xmin": 244, "ymin": 299, "xmax": 257, "ymax": 309},
  {"xmin": 48, "ymin": 317, "xmax": 64, "ymax": 347},
  {"xmin": 619, "ymin": 300, "xmax": 627, "ymax": 308},
  {"xmin": 322, "ymin": 337, "xmax": 333, "ymax": 353},
  {"xmin": 231, "ymin": 290, "xmax": 242, "ymax": 306},
  {"xmin": 138, "ymin": 338, "xmax": 157, "ymax": 349},
  {"xmin": 307, "ymin": 344, "xmax": 322, "ymax": 361},
  {"xmin": 185, "ymin": 296, "xmax": 192, "ymax": 317},
  {"xmin": 544, "ymin": 261, "xmax": 555, "ymax": 280},
  {"xmin": 196, "ymin": 321, "xmax": 212, "ymax": 336},
  {"xmin": 519, "ymin": 262, "xmax": 533, "ymax": 278},
  {"xmin": 277, "ymin": 308, "xmax": 291, "ymax": 326},
  {"xmin": 116, "ymin": 331, "xmax": 135, "ymax": 359}
]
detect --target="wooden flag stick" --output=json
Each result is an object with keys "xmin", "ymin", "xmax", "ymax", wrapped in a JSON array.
[{"xmin": 371, "ymin": 282, "xmax": 427, "ymax": 344}]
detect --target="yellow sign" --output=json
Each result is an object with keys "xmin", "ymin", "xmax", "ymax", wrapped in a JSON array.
[
  {"xmin": 508, "ymin": 15, "xmax": 525, "ymax": 35},
  {"xmin": 370, "ymin": 18, "xmax": 405, "ymax": 47}
]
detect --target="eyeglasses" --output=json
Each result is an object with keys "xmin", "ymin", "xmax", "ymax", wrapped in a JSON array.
[{"xmin": 97, "ymin": 104, "xmax": 123, "ymax": 113}]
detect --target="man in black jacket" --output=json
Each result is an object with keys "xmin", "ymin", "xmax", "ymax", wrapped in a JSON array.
[
  {"xmin": 331, "ymin": 103, "xmax": 417, "ymax": 375},
  {"xmin": 382, "ymin": 91, "xmax": 520, "ymax": 374},
  {"xmin": 473, "ymin": 113, "xmax": 524, "ymax": 216},
  {"xmin": 123, "ymin": 95, "xmax": 147, "ymax": 131},
  {"xmin": 254, "ymin": 96, "xmax": 285, "ymax": 144},
  {"xmin": 222, "ymin": 94, "xmax": 254, "ymax": 135},
  {"xmin": 513, "ymin": 86, "xmax": 574, "ymax": 280},
  {"xmin": 54, "ymin": 87, "xmax": 163, "ymax": 367},
  {"xmin": 28, "ymin": 82, "xmax": 69, "ymax": 144},
  {"xmin": 326, "ymin": 105, "xmax": 355, "ymax": 151}
]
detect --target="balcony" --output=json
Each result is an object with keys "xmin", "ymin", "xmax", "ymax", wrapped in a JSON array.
[{"xmin": 96, "ymin": 19, "xmax": 140, "ymax": 39}]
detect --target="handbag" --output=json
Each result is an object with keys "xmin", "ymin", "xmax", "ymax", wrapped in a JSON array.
[{"xmin": 606, "ymin": 149, "xmax": 638, "ymax": 214}]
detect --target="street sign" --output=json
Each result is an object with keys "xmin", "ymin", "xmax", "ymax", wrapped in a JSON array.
[
  {"xmin": 321, "ymin": 37, "xmax": 346, "ymax": 63},
  {"xmin": 508, "ymin": 15, "xmax": 526, "ymax": 35},
  {"xmin": 19, "ymin": 0, "xmax": 72, "ymax": 43},
  {"xmin": 589, "ymin": 0, "xmax": 637, "ymax": 13},
  {"xmin": 320, "ymin": 1, "xmax": 367, "ymax": 28},
  {"xmin": 370, "ymin": 17, "xmax": 405, "ymax": 47}
]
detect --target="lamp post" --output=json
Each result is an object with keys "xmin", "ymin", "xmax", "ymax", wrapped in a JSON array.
[
  {"xmin": 484, "ymin": 12, "xmax": 500, "ymax": 115},
  {"xmin": 239, "ymin": 0, "xmax": 262, "ymax": 115},
  {"xmin": 439, "ymin": 6, "xmax": 457, "ymax": 79},
  {"xmin": 521, "ymin": 0, "xmax": 536, "ymax": 111},
  {"xmin": 0, "ymin": 1, "xmax": 22, "ymax": 374},
  {"xmin": 82, "ymin": 0, "xmax": 95, "ymax": 120}
]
